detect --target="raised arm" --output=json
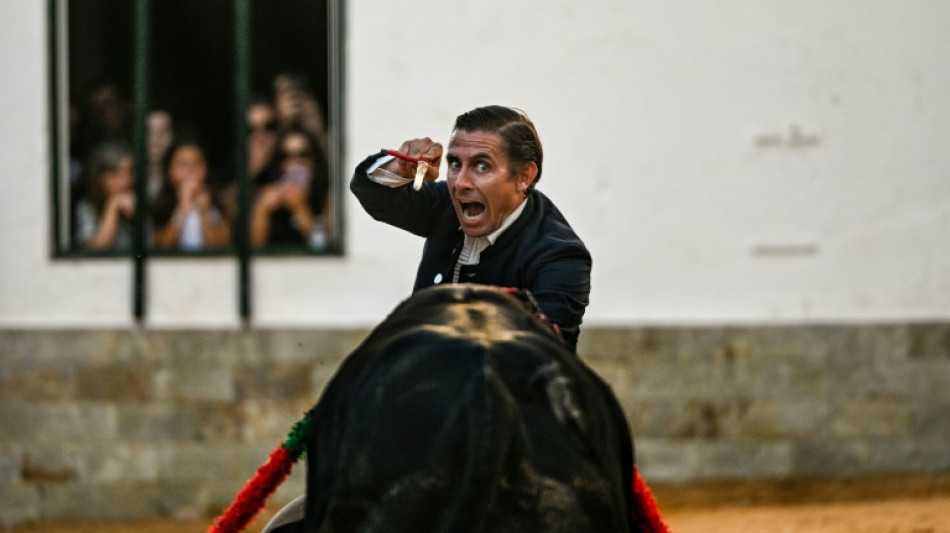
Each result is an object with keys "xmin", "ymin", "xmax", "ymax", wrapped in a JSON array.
[{"xmin": 350, "ymin": 138, "xmax": 449, "ymax": 237}]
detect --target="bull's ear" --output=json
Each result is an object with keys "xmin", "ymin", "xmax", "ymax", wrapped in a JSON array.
[
  {"xmin": 497, "ymin": 286, "xmax": 541, "ymax": 315},
  {"xmin": 506, "ymin": 288, "xmax": 564, "ymax": 342},
  {"xmin": 516, "ymin": 288, "xmax": 542, "ymax": 314}
]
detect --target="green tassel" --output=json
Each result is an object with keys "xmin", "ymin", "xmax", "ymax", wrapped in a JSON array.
[{"xmin": 282, "ymin": 415, "xmax": 310, "ymax": 459}]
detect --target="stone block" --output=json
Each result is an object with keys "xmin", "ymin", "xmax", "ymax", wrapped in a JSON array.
[
  {"xmin": 585, "ymin": 357, "xmax": 630, "ymax": 395},
  {"xmin": 81, "ymin": 443, "xmax": 160, "ymax": 484},
  {"xmin": 118, "ymin": 403, "xmax": 199, "ymax": 441},
  {"xmin": 0, "ymin": 480, "xmax": 40, "ymax": 527},
  {"xmin": 823, "ymin": 325, "xmax": 915, "ymax": 400},
  {"xmin": 0, "ymin": 403, "xmax": 118, "ymax": 443},
  {"xmin": 239, "ymin": 400, "xmax": 312, "ymax": 445},
  {"xmin": 908, "ymin": 437, "xmax": 950, "ymax": 471},
  {"xmin": 790, "ymin": 437, "xmax": 937, "ymax": 476},
  {"xmin": 716, "ymin": 326, "xmax": 833, "ymax": 399},
  {"xmin": 767, "ymin": 398, "xmax": 832, "ymax": 440},
  {"xmin": 830, "ymin": 395, "xmax": 911, "ymax": 438},
  {"xmin": 0, "ymin": 443, "xmax": 19, "ymax": 483},
  {"xmin": 580, "ymin": 327, "xmax": 680, "ymax": 362},
  {"xmin": 18, "ymin": 443, "xmax": 81, "ymax": 483},
  {"xmin": 38, "ymin": 481, "xmax": 169, "ymax": 520},
  {"xmin": 76, "ymin": 361, "xmax": 153, "ymax": 402},
  {"xmin": 185, "ymin": 444, "xmax": 281, "ymax": 507},
  {"xmin": 142, "ymin": 330, "xmax": 243, "ymax": 370},
  {"xmin": 695, "ymin": 440, "xmax": 793, "ymax": 479},
  {"xmin": 246, "ymin": 329, "xmax": 366, "ymax": 366},
  {"xmin": 0, "ymin": 363, "xmax": 77, "ymax": 402},
  {"xmin": 162, "ymin": 354, "xmax": 236, "ymax": 402},
  {"xmin": 633, "ymin": 439, "xmax": 702, "ymax": 482},
  {"xmin": 193, "ymin": 400, "xmax": 245, "ymax": 443},
  {"xmin": 158, "ymin": 442, "xmax": 271, "ymax": 486},
  {"xmin": 0, "ymin": 330, "xmax": 118, "ymax": 367},
  {"xmin": 236, "ymin": 362, "xmax": 313, "ymax": 401},
  {"xmin": 667, "ymin": 398, "xmax": 759, "ymax": 441},
  {"xmin": 910, "ymin": 400, "xmax": 950, "ymax": 441},
  {"xmin": 150, "ymin": 480, "xmax": 213, "ymax": 520},
  {"xmin": 905, "ymin": 357, "xmax": 950, "ymax": 401},
  {"xmin": 622, "ymin": 350, "xmax": 699, "ymax": 400},
  {"xmin": 907, "ymin": 323, "xmax": 950, "ymax": 359},
  {"xmin": 625, "ymin": 397, "xmax": 679, "ymax": 440}
]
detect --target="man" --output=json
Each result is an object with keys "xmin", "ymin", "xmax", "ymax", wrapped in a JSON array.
[{"xmin": 351, "ymin": 105, "xmax": 591, "ymax": 350}]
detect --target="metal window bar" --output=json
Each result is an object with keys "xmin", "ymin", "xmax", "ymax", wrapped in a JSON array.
[
  {"xmin": 235, "ymin": 0, "xmax": 252, "ymax": 324},
  {"xmin": 328, "ymin": 0, "xmax": 346, "ymax": 253},
  {"xmin": 49, "ymin": 0, "xmax": 64, "ymax": 254},
  {"xmin": 132, "ymin": 0, "xmax": 150, "ymax": 323}
]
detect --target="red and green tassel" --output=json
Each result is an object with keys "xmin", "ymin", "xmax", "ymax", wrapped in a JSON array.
[{"xmin": 208, "ymin": 416, "xmax": 310, "ymax": 533}]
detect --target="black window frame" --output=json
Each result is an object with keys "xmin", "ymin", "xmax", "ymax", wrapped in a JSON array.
[{"xmin": 48, "ymin": 0, "xmax": 347, "ymax": 261}]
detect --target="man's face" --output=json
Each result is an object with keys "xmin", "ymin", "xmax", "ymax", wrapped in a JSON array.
[{"xmin": 446, "ymin": 130, "xmax": 533, "ymax": 237}]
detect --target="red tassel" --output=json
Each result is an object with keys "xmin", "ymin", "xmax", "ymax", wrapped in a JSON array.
[
  {"xmin": 630, "ymin": 466, "xmax": 670, "ymax": 533},
  {"xmin": 209, "ymin": 444, "xmax": 297, "ymax": 533}
]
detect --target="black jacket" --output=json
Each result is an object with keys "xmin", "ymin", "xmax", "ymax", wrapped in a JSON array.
[{"xmin": 351, "ymin": 152, "xmax": 591, "ymax": 350}]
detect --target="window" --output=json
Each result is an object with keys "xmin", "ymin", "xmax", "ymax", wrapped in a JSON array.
[{"xmin": 50, "ymin": 0, "xmax": 344, "ymax": 257}]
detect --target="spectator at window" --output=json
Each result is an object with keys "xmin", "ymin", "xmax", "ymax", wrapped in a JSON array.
[
  {"xmin": 151, "ymin": 139, "xmax": 231, "ymax": 250},
  {"xmin": 73, "ymin": 79, "xmax": 133, "ymax": 161},
  {"xmin": 73, "ymin": 141, "xmax": 135, "ymax": 251},
  {"xmin": 250, "ymin": 126, "xmax": 329, "ymax": 248},
  {"xmin": 218, "ymin": 97, "xmax": 280, "ymax": 222},
  {"xmin": 146, "ymin": 109, "xmax": 175, "ymax": 200},
  {"xmin": 246, "ymin": 97, "xmax": 280, "ymax": 183},
  {"xmin": 273, "ymin": 72, "xmax": 328, "ymax": 155}
]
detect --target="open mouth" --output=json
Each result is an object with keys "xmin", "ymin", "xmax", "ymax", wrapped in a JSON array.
[{"xmin": 460, "ymin": 202, "xmax": 485, "ymax": 221}]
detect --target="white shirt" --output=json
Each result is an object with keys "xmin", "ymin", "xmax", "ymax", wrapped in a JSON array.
[
  {"xmin": 452, "ymin": 200, "xmax": 526, "ymax": 282},
  {"xmin": 179, "ymin": 207, "xmax": 204, "ymax": 251}
]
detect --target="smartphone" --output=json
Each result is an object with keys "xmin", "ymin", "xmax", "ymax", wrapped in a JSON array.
[{"xmin": 280, "ymin": 166, "xmax": 312, "ymax": 188}]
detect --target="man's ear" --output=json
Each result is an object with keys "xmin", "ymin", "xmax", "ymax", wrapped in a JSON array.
[{"xmin": 517, "ymin": 161, "xmax": 539, "ymax": 194}]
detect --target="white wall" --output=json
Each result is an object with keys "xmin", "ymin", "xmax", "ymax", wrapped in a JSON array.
[{"xmin": 2, "ymin": 0, "xmax": 948, "ymax": 328}]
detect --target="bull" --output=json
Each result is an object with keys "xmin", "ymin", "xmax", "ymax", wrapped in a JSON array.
[{"xmin": 225, "ymin": 284, "xmax": 666, "ymax": 533}]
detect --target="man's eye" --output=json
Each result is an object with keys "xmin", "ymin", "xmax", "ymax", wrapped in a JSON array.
[
  {"xmin": 476, "ymin": 162, "xmax": 490, "ymax": 172},
  {"xmin": 448, "ymin": 160, "xmax": 461, "ymax": 171}
]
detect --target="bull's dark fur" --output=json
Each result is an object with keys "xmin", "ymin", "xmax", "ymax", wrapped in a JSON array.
[{"xmin": 280, "ymin": 284, "xmax": 638, "ymax": 532}]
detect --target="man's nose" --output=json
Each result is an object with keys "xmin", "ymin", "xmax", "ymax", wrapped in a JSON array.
[{"xmin": 454, "ymin": 167, "xmax": 474, "ymax": 191}]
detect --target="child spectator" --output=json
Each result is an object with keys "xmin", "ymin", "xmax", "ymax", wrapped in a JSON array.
[
  {"xmin": 73, "ymin": 141, "xmax": 135, "ymax": 251},
  {"xmin": 272, "ymin": 72, "xmax": 328, "ymax": 155},
  {"xmin": 151, "ymin": 139, "xmax": 231, "ymax": 250},
  {"xmin": 146, "ymin": 109, "xmax": 175, "ymax": 200}
]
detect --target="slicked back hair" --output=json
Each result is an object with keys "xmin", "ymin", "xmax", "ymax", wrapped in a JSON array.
[{"xmin": 452, "ymin": 105, "xmax": 543, "ymax": 193}]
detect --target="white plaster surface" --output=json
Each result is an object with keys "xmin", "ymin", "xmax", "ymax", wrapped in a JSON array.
[{"xmin": 1, "ymin": 1, "xmax": 948, "ymax": 327}]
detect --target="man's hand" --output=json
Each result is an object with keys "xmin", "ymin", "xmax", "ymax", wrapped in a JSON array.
[{"xmin": 383, "ymin": 137, "xmax": 443, "ymax": 182}]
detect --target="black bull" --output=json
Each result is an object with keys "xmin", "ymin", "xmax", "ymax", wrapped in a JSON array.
[{"xmin": 272, "ymin": 284, "xmax": 665, "ymax": 533}]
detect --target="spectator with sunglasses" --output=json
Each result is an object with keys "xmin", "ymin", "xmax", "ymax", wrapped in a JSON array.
[
  {"xmin": 246, "ymin": 98, "xmax": 280, "ymax": 184},
  {"xmin": 250, "ymin": 126, "xmax": 329, "ymax": 248}
]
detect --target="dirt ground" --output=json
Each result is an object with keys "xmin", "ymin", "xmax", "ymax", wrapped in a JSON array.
[{"xmin": 11, "ymin": 475, "xmax": 950, "ymax": 533}]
